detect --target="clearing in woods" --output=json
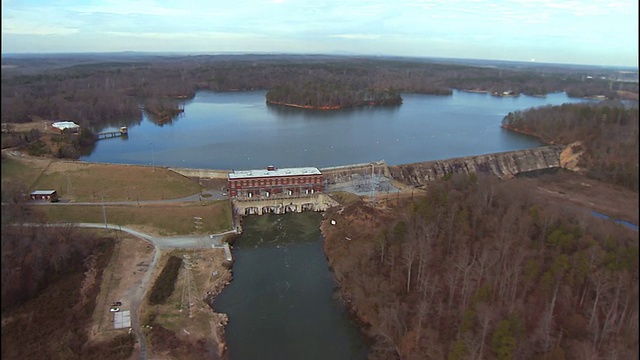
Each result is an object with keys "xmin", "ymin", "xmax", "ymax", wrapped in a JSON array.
[{"xmin": 91, "ymin": 231, "xmax": 232, "ymax": 359}]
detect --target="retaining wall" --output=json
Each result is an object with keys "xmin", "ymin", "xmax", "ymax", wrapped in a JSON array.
[{"xmin": 388, "ymin": 145, "xmax": 564, "ymax": 187}]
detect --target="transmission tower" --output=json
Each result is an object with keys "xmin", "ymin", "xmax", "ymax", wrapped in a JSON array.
[
  {"xmin": 180, "ymin": 255, "xmax": 199, "ymax": 318},
  {"xmin": 369, "ymin": 163, "xmax": 376, "ymax": 203}
]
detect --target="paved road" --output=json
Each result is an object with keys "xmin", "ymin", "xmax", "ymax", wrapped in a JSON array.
[
  {"xmin": 27, "ymin": 188, "xmax": 228, "ymax": 206},
  {"xmin": 74, "ymin": 222, "xmax": 236, "ymax": 248}
]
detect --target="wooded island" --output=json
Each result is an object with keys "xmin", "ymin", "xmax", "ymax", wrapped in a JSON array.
[{"xmin": 266, "ymin": 83, "xmax": 402, "ymax": 109}]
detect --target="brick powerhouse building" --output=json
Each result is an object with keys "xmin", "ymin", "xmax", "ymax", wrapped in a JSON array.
[{"xmin": 228, "ymin": 165, "xmax": 323, "ymax": 199}]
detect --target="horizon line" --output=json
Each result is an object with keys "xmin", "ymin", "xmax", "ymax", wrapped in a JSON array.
[{"xmin": 2, "ymin": 51, "xmax": 637, "ymax": 71}]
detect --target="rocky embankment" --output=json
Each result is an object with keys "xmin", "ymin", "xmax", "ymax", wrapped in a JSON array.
[
  {"xmin": 204, "ymin": 270, "xmax": 233, "ymax": 359},
  {"xmin": 388, "ymin": 145, "xmax": 565, "ymax": 187}
]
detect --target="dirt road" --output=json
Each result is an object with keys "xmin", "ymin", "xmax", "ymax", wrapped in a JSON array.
[{"xmin": 64, "ymin": 223, "xmax": 235, "ymax": 360}]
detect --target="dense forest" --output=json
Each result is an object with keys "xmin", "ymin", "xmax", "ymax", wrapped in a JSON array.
[
  {"xmin": 266, "ymin": 82, "xmax": 402, "ymax": 109},
  {"xmin": 502, "ymin": 103, "xmax": 639, "ymax": 192},
  {"xmin": 323, "ymin": 174, "xmax": 638, "ymax": 360},
  {"xmin": 2, "ymin": 54, "xmax": 637, "ymax": 131}
]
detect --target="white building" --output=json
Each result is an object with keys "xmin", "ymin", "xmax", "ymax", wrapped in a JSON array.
[{"xmin": 51, "ymin": 121, "xmax": 80, "ymax": 133}]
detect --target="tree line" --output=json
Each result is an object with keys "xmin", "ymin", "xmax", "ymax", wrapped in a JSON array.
[
  {"xmin": 323, "ymin": 173, "xmax": 638, "ymax": 359},
  {"xmin": 2, "ymin": 54, "xmax": 636, "ymax": 131},
  {"xmin": 266, "ymin": 82, "xmax": 402, "ymax": 109},
  {"xmin": 502, "ymin": 102, "xmax": 639, "ymax": 192}
]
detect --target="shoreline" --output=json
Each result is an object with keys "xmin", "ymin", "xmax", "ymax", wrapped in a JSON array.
[
  {"xmin": 500, "ymin": 124, "xmax": 553, "ymax": 144},
  {"xmin": 205, "ymin": 270, "xmax": 233, "ymax": 359},
  {"xmin": 319, "ymin": 215, "xmax": 376, "ymax": 351},
  {"xmin": 266, "ymin": 100, "xmax": 401, "ymax": 110},
  {"xmin": 203, "ymin": 232, "xmax": 239, "ymax": 358}
]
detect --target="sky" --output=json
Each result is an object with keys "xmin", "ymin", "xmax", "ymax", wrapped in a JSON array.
[{"xmin": 1, "ymin": 0, "xmax": 638, "ymax": 68}]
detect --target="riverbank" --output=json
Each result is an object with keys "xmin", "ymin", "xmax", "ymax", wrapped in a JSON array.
[
  {"xmin": 319, "ymin": 200, "xmax": 389, "ymax": 357},
  {"xmin": 205, "ymin": 275, "xmax": 232, "ymax": 358}
]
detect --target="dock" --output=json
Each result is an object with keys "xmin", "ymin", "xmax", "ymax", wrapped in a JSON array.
[{"xmin": 96, "ymin": 126, "xmax": 128, "ymax": 140}]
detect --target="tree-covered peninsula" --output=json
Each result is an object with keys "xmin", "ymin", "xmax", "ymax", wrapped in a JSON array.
[
  {"xmin": 502, "ymin": 102, "xmax": 639, "ymax": 192},
  {"xmin": 266, "ymin": 82, "xmax": 403, "ymax": 109}
]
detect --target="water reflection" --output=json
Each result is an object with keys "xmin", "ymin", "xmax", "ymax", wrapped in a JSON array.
[
  {"xmin": 266, "ymin": 102, "xmax": 401, "ymax": 120},
  {"xmin": 95, "ymin": 115, "xmax": 144, "ymax": 133}
]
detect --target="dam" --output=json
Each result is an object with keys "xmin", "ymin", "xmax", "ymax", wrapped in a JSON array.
[
  {"xmin": 170, "ymin": 145, "xmax": 568, "ymax": 215},
  {"xmin": 387, "ymin": 145, "xmax": 565, "ymax": 187}
]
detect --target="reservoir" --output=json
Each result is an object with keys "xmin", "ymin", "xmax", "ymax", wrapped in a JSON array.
[{"xmin": 80, "ymin": 90, "xmax": 591, "ymax": 170}]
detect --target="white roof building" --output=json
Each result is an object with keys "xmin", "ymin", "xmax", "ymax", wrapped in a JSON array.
[
  {"xmin": 52, "ymin": 121, "xmax": 80, "ymax": 131},
  {"xmin": 228, "ymin": 166, "xmax": 321, "ymax": 179}
]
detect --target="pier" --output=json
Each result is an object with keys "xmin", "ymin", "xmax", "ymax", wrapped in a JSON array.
[{"xmin": 96, "ymin": 127, "xmax": 128, "ymax": 140}]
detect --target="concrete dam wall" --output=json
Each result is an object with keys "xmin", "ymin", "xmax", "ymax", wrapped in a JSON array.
[{"xmin": 388, "ymin": 145, "xmax": 564, "ymax": 187}]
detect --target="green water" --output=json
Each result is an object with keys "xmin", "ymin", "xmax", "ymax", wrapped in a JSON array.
[{"xmin": 214, "ymin": 213, "xmax": 369, "ymax": 360}]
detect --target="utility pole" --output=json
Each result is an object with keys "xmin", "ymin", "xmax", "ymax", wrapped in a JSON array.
[
  {"xmin": 151, "ymin": 143, "xmax": 155, "ymax": 172},
  {"xmin": 181, "ymin": 255, "xmax": 198, "ymax": 318},
  {"xmin": 369, "ymin": 163, "xmax": 376, "ymax": 203},
  {"xmin": 102, "ymin": 196, "xmax": 108, "ymax": 231}
]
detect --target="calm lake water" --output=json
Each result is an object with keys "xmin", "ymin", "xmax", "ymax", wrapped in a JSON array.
[
  {"xmin": 83, "ymin": 90, "xmax": 593, "ymax": 359},
  {"xmin": 81, "ymin": 90, "xmax": 591, "ymax": 170}
]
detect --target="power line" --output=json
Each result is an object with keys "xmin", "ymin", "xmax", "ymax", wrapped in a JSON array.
[{"xmin": 180, "ymin": 255, "xmax": 199, "ymax": 318}]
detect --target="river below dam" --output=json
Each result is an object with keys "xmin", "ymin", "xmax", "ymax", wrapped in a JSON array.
[{"xmin": 213, "ymin": 213, "xmax": 369, "ymax": 360}]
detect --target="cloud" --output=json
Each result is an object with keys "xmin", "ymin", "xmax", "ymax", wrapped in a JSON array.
[
  {"xmin": 1, "ymin": 0, "xmax": 636, "ymax": 66},
  {"xmin": 72, "ymin": 0, "xmax": 190, "ymax": 17},
  {"xmin": 2, "ymin": 22, "xmax": 79, "ymax": 36},
  {"xmin": 329, "ymin": 34, "xmax": 382, "ymax": 40},
  {"xmin": 1, "ymin": 7, "xmax": 81, "ymax": 35},
  {"xmin": 102, "ymin": 30, "xmax": 269, "ymax": 41}
]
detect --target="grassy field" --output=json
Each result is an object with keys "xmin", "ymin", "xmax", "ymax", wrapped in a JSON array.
[
  {"xmin": 1, "ymin": 156, "xmax": 50, "ymax": 194},
  {"xmin": 2, "ymin": 156, "xmax": 202, "ymax": 202},
  {"xmin": 39, "ymin": 201, "xmax": 233, "ymax": 235},
  {"xmin": 35, "ymin": 161, "xmax": 202, "ymax": 202},
  {"xmin": 2, "ymin": 155, "xmax": 233, "ymax": 234}
]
